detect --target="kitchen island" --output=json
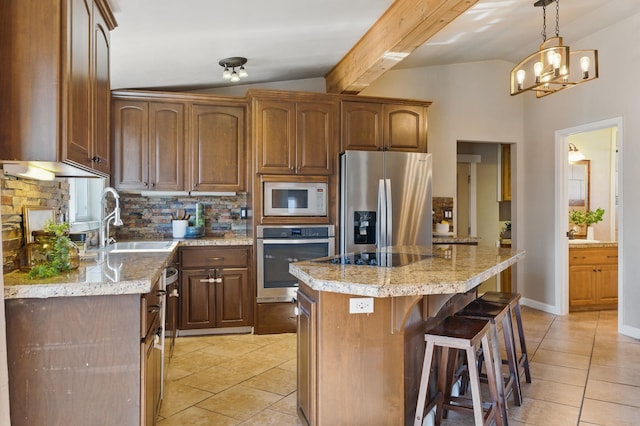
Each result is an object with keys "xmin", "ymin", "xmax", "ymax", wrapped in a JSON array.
[{"xmin": 289, "ymin": 244, "xmax": 525, "ymax": 426}]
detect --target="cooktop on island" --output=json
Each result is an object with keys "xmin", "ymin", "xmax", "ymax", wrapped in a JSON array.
[{"xmin": 312, "ymin": 251, "xmax": 433, "ymax": 267}]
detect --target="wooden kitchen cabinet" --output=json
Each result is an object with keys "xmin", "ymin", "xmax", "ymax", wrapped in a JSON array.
[
  {"xmin": 6, "ymin": 281, "xmax": 163, "ymax": 426},
  {"xmin": 569, "ymin": 246, "xmax": 618, "ymax": 311},
  {"xmin": 253, "ymin": 94, "xmax": 337, "ymax": 175},
  {"xmin": 0, "ymin": 0, "xmax": 117, "ymax": 176},
  {"xmin": 189, "ymin": 103, "xmax": 247, "ymax": 192},
  {"xmin": 111, "ymin": 98, "xmax": 186, "ymax": 191},
  {"xmin": 179, "ymin": 246, "xmax": 253, "ymax": 331},
  {"xmin": 341, "ymin": 99, "xmax": 429, "ymax": 153},
  {"xmin": 501, "ymin": 144, "xmax": 512, "ymax": 201},
  {"xmin": 296, "ymin": 288, "xmax": 317, "ymax": 426}
]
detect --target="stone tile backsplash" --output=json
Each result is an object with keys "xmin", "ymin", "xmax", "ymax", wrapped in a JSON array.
[{"xmin": 115, "ymin": 193, "xmax": 249, "ymax": 240}]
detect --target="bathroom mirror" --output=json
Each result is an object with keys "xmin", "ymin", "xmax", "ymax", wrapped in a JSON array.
[{"xmin": 568, "ymin": 160, "xmax": 590, "ymax": 236}]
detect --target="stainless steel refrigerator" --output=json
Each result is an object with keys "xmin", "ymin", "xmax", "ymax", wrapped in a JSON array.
[{"xmin": 340, "ymin": 150, "xmax": 432, "ymax": 254}]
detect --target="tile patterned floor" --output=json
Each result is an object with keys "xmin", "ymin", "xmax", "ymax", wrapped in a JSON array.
[{"xmin": 158, "ymin": 308, "xmax": 640, "ymax": 425}]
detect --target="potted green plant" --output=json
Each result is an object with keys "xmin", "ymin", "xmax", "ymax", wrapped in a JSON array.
[
  {"xmin": 27, "ymin": 221, "xmax": 79, "ymax": 279},
  {"xmin": 569, "ymin": 208, "xmax": 605, "ymax": 240}
]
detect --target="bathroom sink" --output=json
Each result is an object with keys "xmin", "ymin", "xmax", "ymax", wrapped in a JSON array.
[
  {"xmin": 569, "ymin": 239, "xmax": 600, "ymax": 244},
  {"xmin": 107, "ymin": 241, "xmax": 178, "ymax": 253}
]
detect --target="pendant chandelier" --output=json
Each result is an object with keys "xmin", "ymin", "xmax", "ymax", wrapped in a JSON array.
[{"xmin": 510, "ymin": 0, "xmax": 598, "ymax": 98}]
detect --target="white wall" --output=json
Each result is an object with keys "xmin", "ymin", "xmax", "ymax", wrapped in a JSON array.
[{"xmin": 363, "ymin": 12, "xmax": 640, "ymax": 335}]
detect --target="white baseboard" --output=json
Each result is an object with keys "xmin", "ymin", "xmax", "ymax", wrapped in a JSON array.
[
  {"xmin": 619, "ymin": 323, "xmax": 640, "ymax": 340},
  {"xmin": 520, "ymin": 297, "xmax": 562, "ymax": 315}
]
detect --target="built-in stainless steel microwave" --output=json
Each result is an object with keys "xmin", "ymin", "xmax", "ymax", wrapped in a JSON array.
[{"xmin": 263, "ymin": 181, "xmax": 328, "ymax": 217}]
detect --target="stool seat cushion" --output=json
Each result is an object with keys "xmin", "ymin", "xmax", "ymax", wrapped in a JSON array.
[
  {"xmin": 481, "ymin": 291, "xmax": 521, "ymax": 305},
  {"xmin": 456, "ymin": 299, "xmax": 508, "ymax": 319},
  {"xmin": 426, "ymin": 316, "xmax": 490, "ymax": 340}
]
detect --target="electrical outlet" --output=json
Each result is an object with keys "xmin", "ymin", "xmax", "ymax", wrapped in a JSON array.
[
  {"xmin": 240, "ymin": 207, "xmax": 248, "ymax": 219},
  {"xmin": 349, "ymin": 297, "xmax": 374, "ymax": 314}
]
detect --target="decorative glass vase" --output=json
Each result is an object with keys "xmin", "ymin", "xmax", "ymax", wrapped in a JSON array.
[{"xmin": 586, "ymin": 226, "xmax": 595, "ymax": 241}]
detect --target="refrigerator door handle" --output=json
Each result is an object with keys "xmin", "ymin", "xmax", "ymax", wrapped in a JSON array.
[
  {"xmin": 385, "ymin": 178, "xmax": 392, "ymax": 247},
  {"xmin": 377, "ymin": 179, "xmax": 386, "ymax": 248}
]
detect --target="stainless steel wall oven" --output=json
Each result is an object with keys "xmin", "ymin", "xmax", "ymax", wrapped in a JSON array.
[{"xmin": 256, "ymin": 225, "xmax": 335, "ymax": 303}]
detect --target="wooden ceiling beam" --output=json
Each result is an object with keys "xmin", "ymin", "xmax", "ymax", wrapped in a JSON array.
[{"xmin": 325, "ymin": 0, "xmax": 479, "ymax": 94}]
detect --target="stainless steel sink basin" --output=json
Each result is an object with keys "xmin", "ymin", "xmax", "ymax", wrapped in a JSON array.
[{"xmin": 107, "ymin": 241, "xmax": 178, "ymax": 253}]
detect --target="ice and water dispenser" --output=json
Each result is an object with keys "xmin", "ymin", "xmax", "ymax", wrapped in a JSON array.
[{"xmin": 353, "ymin": 211, "xmax": 376, "ymax": 245}]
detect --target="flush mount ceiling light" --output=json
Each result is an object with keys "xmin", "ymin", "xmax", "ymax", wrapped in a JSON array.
[
  {"xmin": 568, "ymin": 143, "xmax": 585, "ymax": 162},
  {"xmin": 510, "ymin": 0, "xmax": 598, "ymax": 98},
  {"xmin": 219, "ymin": 57, "xmax": 248, "ymax": 83}
]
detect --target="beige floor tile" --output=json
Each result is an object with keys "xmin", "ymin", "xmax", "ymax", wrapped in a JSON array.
[
  {"xmin": 531, "ymin": 348, "xmax": 591, "ymax": 370},
  {"xmin": 177, "ymin": 364, "xmax": 257, "ymax": 394},
  {"xmin": 171, "ymin": 336, "xmax": 211, "ymax": 356},
  {"xmin": 197, "ymin": 384, "xmax": 283, "ymax": 421},
  {"xmin": 244, "ymin": 367, "xmax": 297, "ymax": 396},
  {"xmin": 529, "ymin": 361, "xmax": 588, "ymax": 387},
  {"xmin": 270, "ymin": 392, "xmax": 297, "ymax": 416},
  {"xmin": 158, "ymin": 406, "xmax": 240, "ymax": 426},
  {"xmin": 198, "ymin": 339, "xmax": 263, "ymax": 358},
  {"xmin": 520, "ymin": 377, "xmax": 584, "ymax": 407},
  {"xmin": 592, "ymin": 340, "xmax": 640, "ymax": 368},
  {"xmin": 238, "ymin": 409, "xmax": 300, "ymax": 426},
  {"xmin": 508, "ymin": 398, "xmax": 580, "ymax": 425},
  {"xmin": 589, "ymin": 364, "xmax": 640, "ymax": 386},
  {"xmin": 278, "ymin": 358, "xmax": 297, "ymax": 372},
  {"xmin": 538, "ymin": 336, "xmax": 594, "ymax": 356},
  {"xmin": 581, "ymin": 398, "xmax": 640, "ymax": 425},
  {"xmin": 160, "ymin": 308, "xmax": 640, "ymax": 425},
  {"xmin": 170, "ymin": 349, "xmax": 231, "ymax": 373},
  {"xmin": 159, "ymin": 381, "xmax": 213, "ymax": 418},
  {"xmin": 221, "ymin": 350, "xmax": 286, "ymax": 376},
  {"xmin": 585, "ymin": 379, "xmax": 640, "ymax": 408}
]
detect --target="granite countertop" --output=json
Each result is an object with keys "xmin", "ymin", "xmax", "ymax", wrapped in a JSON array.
[
  {"xmin": 289, "ymin": 245, "xmax": 525, "ymax": 298},
  {"xmin": 433, "ymin": 235, "xmax": 480, "ymax": 244},
  {"xmin": 3, "ymin": 237, "xmax": 252, "ymax": 299},
  {"xmin": 568, "ymin": 241, "xmax": 618, "ymax": 249}
]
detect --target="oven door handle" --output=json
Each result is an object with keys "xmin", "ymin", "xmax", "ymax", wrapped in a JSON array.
[{"xmin": 260, "ymin": 238, "xmax": 334, "ymax": 245}]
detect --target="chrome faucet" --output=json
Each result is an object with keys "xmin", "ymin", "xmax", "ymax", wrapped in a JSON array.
[{"xmin": 100, "ymin": 186, "xmax": 123, "ymax": 248}]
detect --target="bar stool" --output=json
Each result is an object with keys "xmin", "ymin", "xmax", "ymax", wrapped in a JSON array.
[
  {"xmin": 414, "ymin": 316, "xmax": 503, "ymax": 426},
  {"xmin": 480, "ymin": 292, "xmax": 532, "ymax": 384},
  {"xmin": 455, "ymin": 298, "xmax": 522, "ymax": 422}
]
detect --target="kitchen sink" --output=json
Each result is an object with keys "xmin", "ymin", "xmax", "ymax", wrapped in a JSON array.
[{"xmin": 107, "ymin": 241, "xmax": 178, "ymax": 253}]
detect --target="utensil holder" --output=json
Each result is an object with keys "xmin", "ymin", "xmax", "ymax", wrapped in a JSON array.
[{"xmin": 172, "ymin": 220, "xmax": 188, "ymax": 238}]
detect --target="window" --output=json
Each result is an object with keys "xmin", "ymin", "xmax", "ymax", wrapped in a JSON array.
[{"xmin": 68, "ymin": 177, "xmax": 105, "ymax": 230}]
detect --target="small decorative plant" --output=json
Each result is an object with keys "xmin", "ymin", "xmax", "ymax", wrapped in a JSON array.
[
  {"xmin": 28, "ymin": 221, "xmax": 73, "ymax": 279},
  {"xmin": 569, "ymin": 208, "xmax": 605, "ymax": 226}
]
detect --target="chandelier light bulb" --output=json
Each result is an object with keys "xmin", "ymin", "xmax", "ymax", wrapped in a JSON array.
[
  {"xmin": 534, "ymin": 62, "xmax": 543, "ymax": 83},
  {"xmin": 222, "ymin": 67, "xmax": 232, "ymax": 80},
  {"xmin": 516, "ymin": 69, "xmax": 526, "ymax": 90},
  {"xmin": 238, "ymin": 66, "xmax": 248, "ymax": 78},
  {"xmin": 580, "ymin": 56, "xmax": 590, "ymax": 79},
  {"xmin": 230, "ymin": 70, "xmax": 240, "ymax": 82},
  {"xmin": 552, "ymin": 52, "xmax": 562, "ymax": 75}
]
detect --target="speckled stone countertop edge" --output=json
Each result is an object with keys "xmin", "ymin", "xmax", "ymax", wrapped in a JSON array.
[
  {"xmin": 289, "ymin": 247, "xmax": 525, "ymax": 298},
  {"xmin": 4, "ymin": 238, "xmax": 253, "ymax": 299}
]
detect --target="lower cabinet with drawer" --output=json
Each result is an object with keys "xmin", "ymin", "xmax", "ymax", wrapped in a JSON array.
[
  {"xmin": 179, "ymin": 246, "xmax": 253, "ymax": 331},
  {"xmin": 569, "ymin": 245, "xmax": 618, "ymax": 311}
]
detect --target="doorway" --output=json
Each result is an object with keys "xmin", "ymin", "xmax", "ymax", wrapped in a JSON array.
[{"xmin": 555, "ymin": 117, "xmax": 622, "ymax": 316}]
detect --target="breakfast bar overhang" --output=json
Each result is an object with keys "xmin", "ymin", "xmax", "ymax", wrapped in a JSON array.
[{"xmin": 289, "ymin": 244, "xmax": 525, "ymax": 426}]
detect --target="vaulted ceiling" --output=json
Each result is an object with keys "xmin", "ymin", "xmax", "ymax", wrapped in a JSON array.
[{"xmin": 109, "ymin": 0, "xmax": 640, "ymax": 92}]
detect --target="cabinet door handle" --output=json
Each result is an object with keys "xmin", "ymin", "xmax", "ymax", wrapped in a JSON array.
[
  {"xmin": 573, "ymin": 256, "xmax": 587, "ymax": 260},
  {"xmin": 207, "ymin": 257, "xmax": 223, "ymax": 262},
  {"xmin": 148, "ymin": 304, "xmax": 161, "ymax": 313},
  {"xmin": 200, "ymin": 278, "xmax": 217, "ymax": 283},
  {"xmin": 215, "ymin": 278, "xmax": 222, "ymax": 284},
  {"xmin": 156, "ymin": 290, "xmax": 167, "ymax": 296}
]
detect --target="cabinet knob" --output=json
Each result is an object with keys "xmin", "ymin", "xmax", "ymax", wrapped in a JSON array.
[{"xmin": 150, "ymin": 182, "xmax": 155, "ymax": 188}]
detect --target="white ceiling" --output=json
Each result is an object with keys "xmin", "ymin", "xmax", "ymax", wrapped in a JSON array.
[{"xmin": 109, "ymin": 0, "xmax": 640, "ymax": 91}]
